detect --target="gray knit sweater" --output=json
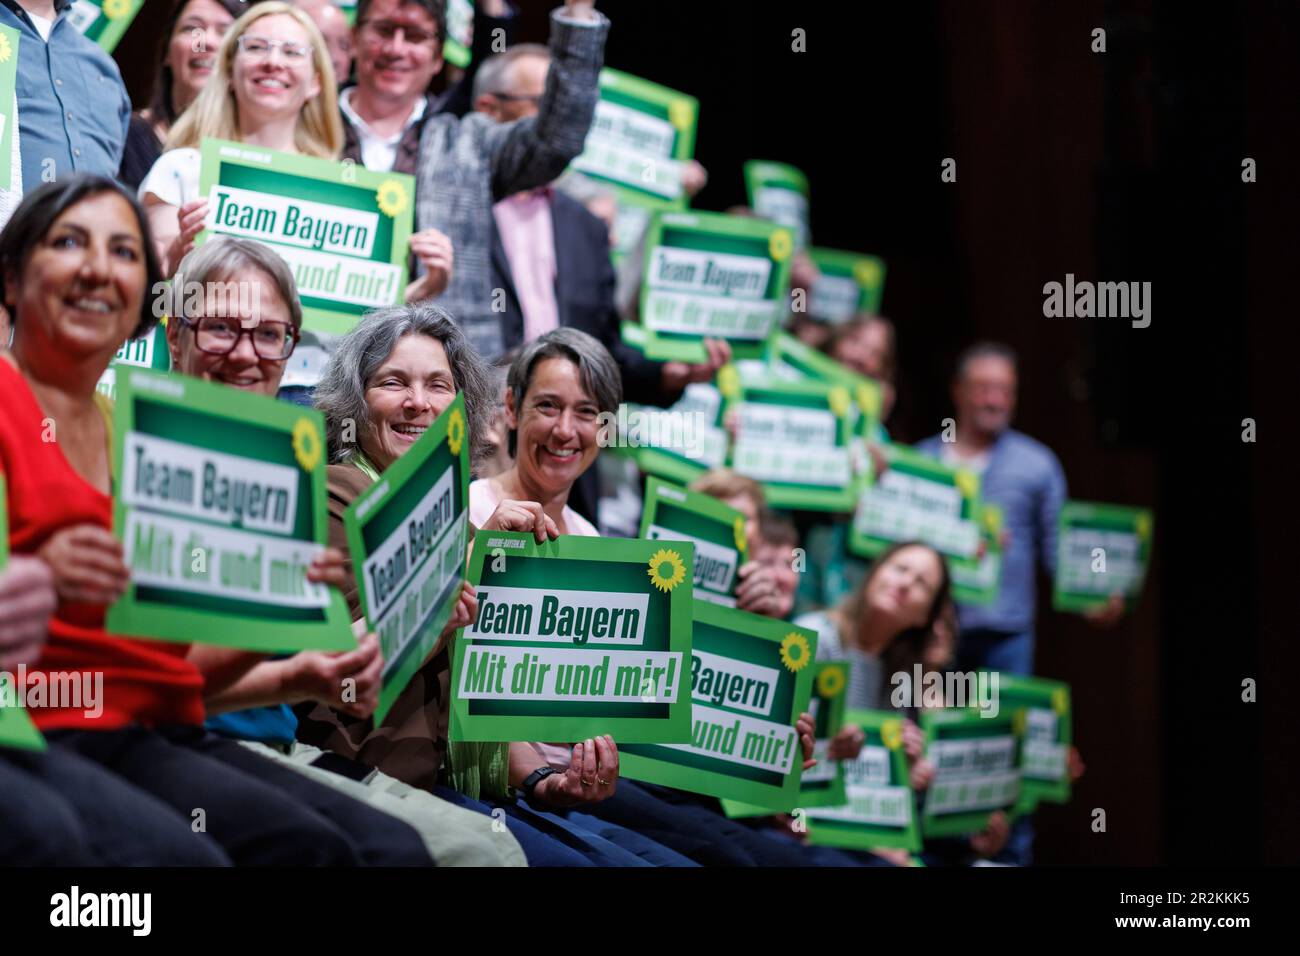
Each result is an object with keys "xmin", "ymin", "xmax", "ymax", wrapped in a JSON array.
[{"xmin": 414, "ymin": 7, "xmax": 609, "ymax": 360}]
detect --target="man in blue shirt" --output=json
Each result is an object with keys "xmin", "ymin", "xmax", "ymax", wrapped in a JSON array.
[
  {"xmin": 916, "ymin": 342, "xmax": 1069, "ymax": 676},
  {"xmin": 0, "ymin": 0, "xmax": 131, "ymax": 191}
]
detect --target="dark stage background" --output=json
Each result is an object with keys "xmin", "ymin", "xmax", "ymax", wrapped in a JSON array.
[{"xmin": 115, "ymin": 0, "xmax": 1295, "ymax": 865}]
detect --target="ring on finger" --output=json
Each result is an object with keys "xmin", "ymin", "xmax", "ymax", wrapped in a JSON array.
[{"xmin": 581, "ymin": 777, "xmax": 594, "ymax": 787}]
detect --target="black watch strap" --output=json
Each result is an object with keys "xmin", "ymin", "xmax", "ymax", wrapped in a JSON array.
[{"xmin": 520, "ymin": 766, "xmax": 561, "ymax": 803}]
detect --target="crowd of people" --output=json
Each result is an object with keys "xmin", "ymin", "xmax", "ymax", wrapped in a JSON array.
[{"xmin": 0, "ymin": 0, "xmax": 1105, "ymax": 866}]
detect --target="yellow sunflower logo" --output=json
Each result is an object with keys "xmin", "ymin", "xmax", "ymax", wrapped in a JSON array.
[
  {"xmin": 716, "ymin": 363, "xmax": 740, "ymax": 399},
  {"xmin": 816, "ymin": 666, "xmax": 846, "ymax": 699},
  {"xmin": 376, "ymin": 178, "xmax": 409, "ymax": 218},
  {"xmin": 982, "ymin": 507, "xmax": 1002, "ymax": 535},
  {"xmin": 446, "ymin": 406, "xmax": 466, "ymax": 457},
  {"xmin": 855, "ymin": 382, "xmax": 880, "ymax": 417},
  {"xmin": 0, "ymin": 33, "xmax": 12, "ymax": 64},
  {"xmin": 732, "ymin": 515, "xmax": 747, "ymax": 554},
  {"xmin": 1013, "ymin": 708, "xmax": 1027, "ymax": 736},
  {"xmin": 953, "ymin": 469, "xmax": 978, "ymax": 500},
  {"xmin": 292, "ymin": 417, "xmax": 322, "ymax": 472},
  {"xmin": 647, "ymin": 548, "xmax": 686, "ymax": 593},
  {"xmin": 853, "ymin": 258, "xmax": 882, "ymax": 289},
  {"xmin": 668, "ymin": 98, "xmax": 693, "ymax": 131},
  {"xmin": 1135, "ymin": 512, "xmax": 1152, "ymax": 540},
  {"xmin": 880, "ymin": 718, "xmax": 903, "ymax": 751},
  {"xmin": 102, "ymin": 0, "xmax": 133, "ymax": 19},
  {"xmin": 768, "ymin": 229, "xmax": 793, "ymax": 262},
  {"xmin": 828, "ymin": 385, "xmax": 850, "ymax": 419},
  {"xmin": 779, "ymin": 632, "xmax": 810, "ymax": 673},
  {"xmin": 1052, "ymin": 687, "xmax": 1068, "ymax": 715}
]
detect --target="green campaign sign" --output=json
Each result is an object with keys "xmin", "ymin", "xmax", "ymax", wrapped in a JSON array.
[
  {"xmin": 805, "ymin": 709, "xmax": 921, "ymax": 853},
  {"xmin": 725, "ymin": 367, "xmax": 857, "ymax": 511},
  {"xmin": 570, "ymin": 69, "xmax": 698, "ymax": 262},
  {"xmin": 637, "ymin": 211, "xmax": 794, "ymax": 363},
  {"xmin": 96, "ymin": 323, "xmax": 171, "ymax": 403},
  {"xmin": 344, "ymin": 395, "xmax": 469, "ymax": 726},
  {"xmin": 949, "ymin": 503, "xmax": 1003, "ymax": 606},
  {"xmin": 849, "ymin": 443, "xmax": 982, "ymax": 559},
  {"xmin": 450, "ymin": 530, "xmax": 694, "ymax": 744},
  {"xmin": 0, "ymin": 471, "xmax": 42, "ymax": 750},
  {"xmin": 444, "ymin": 0, "xmax": 474, "ymax": 68},
  {"xmin": 722, "ymin": 660, "xmax": 850, "ymax": 818},
  {"xmin": 105, "ymin": 367, "xmax": 355, "ymax": 652},
  {"xmin": 0, "ymin": 25, "xmax": 19, "ymax": 195},
  {"xmin": 197, "ymin": 138, "xmax": 415, "ymax": 335},
  {"xmin": 744, "ymin": 160, "xmax": 810, "ymax": 251},
  {"xmin": 920, "ymin": 707, "xmax": 1022, "ymax": 838},
  {"xmin": 806, "ymin": 248, "xmax": 886, "ymax": 323},
  {"xmin": 1052, "ymin": 500, "xmax": 1153, "ymax": 612},
  {"xmin": 620, "ymin": 601, "xmax": 817, "ymax": 811},
  {"xmin": 66, "ymin": 0, "xmax": 144, "ymax": 53},
  {"xmin": 766, "ymin": 330, "xmax": 884, "ymax": 479},
  {"xmin": 993, "ymin": 674, "xmax": 1072, "ymax": 810},
  {"xmin": 640, "ymin": 476, "xmax": 746, "ymax": 608},
  {"xmin": 619, "ymin": 383, "xmax": 729, "ymax": 486}
]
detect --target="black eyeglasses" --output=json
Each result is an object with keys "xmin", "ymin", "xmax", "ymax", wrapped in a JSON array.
[
  {"xmin": 183, "ymin": 315, "xmax": 299, "ymax": 361},
  {"xmin": 359, "ymin": 20, "xmax": 440, "ymax": 46}
]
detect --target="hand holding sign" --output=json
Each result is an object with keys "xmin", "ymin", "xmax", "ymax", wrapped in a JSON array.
[
  {"xmin": 480, "ymin": 499, "xmax": 560, "ymax": 543},
  {"xmin": 286, "ymin": 623, "xmax": 384, "ymax": 718},
  {"xmin": 37, "ymin": 524, "xmax": 129, "ymax": 606},
  {"xmin": 167, "ymin": 200, "xmax": 210, "ymax": 278},
  {"xmin": 305, "ymin": 547, "xmax": 350, "ymax": 593},
  {"xmin": 827, "ymin": 724, "xmax": 866, "ymax": 761},
  {"xmin": 0, "ymin": 557, "xmax": 57, "ymax": 669},
  {"xmin": 405, "ymin": 229, "xmax": 455, "ymax": 303},
  {"xmin": 797, "ymin": 711, "xmax": 817, "ymax": 770},
  {"xmin": 534, "ymin": 735, "xmax": 620, "ymax": 808}
]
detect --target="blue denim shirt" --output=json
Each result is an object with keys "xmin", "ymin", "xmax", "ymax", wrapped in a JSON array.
[
  {"xmin": 1, "ymin": 0, "xmax": 130, "ymax": 190},
  {"xmin": 916, "ymin": 428, "xmax": 1067, "ymax": 634}
]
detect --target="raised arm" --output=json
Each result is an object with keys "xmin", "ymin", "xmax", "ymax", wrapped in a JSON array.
[{"xmin": 482, "ymin": 2, "xmax": 608, "ymax": 201}]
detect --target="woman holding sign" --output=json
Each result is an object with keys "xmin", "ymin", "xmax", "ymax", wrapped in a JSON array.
[
  {"xmin": 794, "ymin": 541, "xmax": 1012, "ymax": 864},
  {"xmin": 0, "ymin": 175, "xmax": 435, "ymax": 866},
  {"xmin": 162, "ymin": 236, "xmax": 524, "ymax": 866},
  {"xmin": 139, "ymin": 1, "xmax": 455, "ymax": 306},
  {"xmin": 306, "ymin": 314, "xmax": 701, "ymax": 865},
  {"xmin": 468, "ymin": 330, "xmax": 844, "ymax": 866}
]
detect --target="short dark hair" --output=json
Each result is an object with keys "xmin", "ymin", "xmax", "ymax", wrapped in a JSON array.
[
  {"xmin": 0, "ymin": 175, "xmax": 164, "ymax": 342},
  {"xmin": 505, "ymin": 328, "xmax": 622, "ymax": 458},
  {"xmin": 356, "ymin": 0, "xmax": 446, "ymax": 44},
  {"xmin": 955, "ymin": 341, "xmax": 1018, "ymax": 381}
]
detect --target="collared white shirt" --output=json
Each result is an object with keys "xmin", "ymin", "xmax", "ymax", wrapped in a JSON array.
[{"xmin": 339, "ymin": 87, "xmax": 426, "ymax": 172}]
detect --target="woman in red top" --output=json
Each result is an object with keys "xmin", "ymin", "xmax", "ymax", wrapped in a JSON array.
[{"xmin": 0, "ymin": 175, "xmax": 429, "ymax": 866}]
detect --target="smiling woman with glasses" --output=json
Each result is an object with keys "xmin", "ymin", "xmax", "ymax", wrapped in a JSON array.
[
  {"xmin": 138, "ymin": 1, "xmax": 344, "ymax": 278},
  {"xmin": 166, "ymin": 236, "xmax": 303, "ymax": 394}
]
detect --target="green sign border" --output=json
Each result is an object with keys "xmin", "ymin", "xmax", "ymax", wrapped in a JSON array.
[
  {"xmin": 619, "ymin": 600, "xmax": 817, "ymax": 811},
  {"xmin": 449, "ymin": 529, "xmax": 695, "ymax": 744},
  {"xmin": 105, "ymin": 367, "xmax": 355, "ymax": 652},
  {"xmin": 344, "ymin": 393, "xmax": 469, "ymax": 726},
  {"xmin": 1052, "ymin": 499, "xmax": 1153, "ymax": 612}
]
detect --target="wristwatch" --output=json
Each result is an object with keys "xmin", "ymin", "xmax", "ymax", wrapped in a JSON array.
[{"xmin": 519, "ymin": 766, "xmax": 561, "ymax": 804}]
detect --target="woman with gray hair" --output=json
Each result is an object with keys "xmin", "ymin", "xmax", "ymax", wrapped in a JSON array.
[{"xmin": 301, "ymin": 309, "xmax": 669, "ymax": 865}]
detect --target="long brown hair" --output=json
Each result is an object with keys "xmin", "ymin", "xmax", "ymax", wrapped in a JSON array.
[
  {"xmin": 838, "ymin": 540, "xmax": 952, "ymax": 680},
  {"xmin": 145, "ymin": 0, "xmax": 252, "ymax": 130}
]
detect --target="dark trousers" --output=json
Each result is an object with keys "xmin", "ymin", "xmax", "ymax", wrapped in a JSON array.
[
  {"xmin": 2, "ymin": 745, "xmax": 229, "ymax": 866},
  {"xmin": 50, "ymin": 725, "xmax": 433, "ymax": 867},
  {"xmin": 586, "ymin": 781, "xmax": 870, "ymax": 866}
]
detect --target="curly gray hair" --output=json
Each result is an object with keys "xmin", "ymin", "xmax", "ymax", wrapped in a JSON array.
[{"xmin": 315, "ymin": 303, "xmax": 494, "ymax": 466}]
